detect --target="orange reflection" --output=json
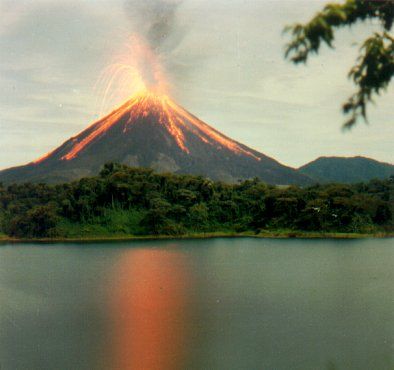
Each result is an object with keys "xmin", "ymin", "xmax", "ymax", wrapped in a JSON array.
[{"xmin": 110, "ymin": 248, "xmax": 191, "ymax": 370}]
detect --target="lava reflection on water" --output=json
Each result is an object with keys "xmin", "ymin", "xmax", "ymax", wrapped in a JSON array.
[{"xmin": 109, "ymin": 248, "xmax": 192, "ymax": 370}]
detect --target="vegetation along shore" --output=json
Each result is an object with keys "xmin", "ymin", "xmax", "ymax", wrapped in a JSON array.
[{"xmin": 0, "ymin": 163, "xmax": 392, "ymax": 241}]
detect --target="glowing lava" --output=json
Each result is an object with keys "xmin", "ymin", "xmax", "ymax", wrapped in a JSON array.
[
  {"xmin": 95, "ymin": 34, "xmax": 168, "ymax": 116},
  {"xmin": 32, "ymin": 34, "xmax": 261, "ymax": 165},
  {"xmin": 51, "ymin": 91, "xmax": 260, "ymax": 162},
  {"xmin": 1, "ymin": 29, "xmax": 312, "ymax": 185}
]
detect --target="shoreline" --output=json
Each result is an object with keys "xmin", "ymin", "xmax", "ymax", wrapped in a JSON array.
[{"xmin": 1, "ymin": 230, "xmax": 393, "ymax": 244}]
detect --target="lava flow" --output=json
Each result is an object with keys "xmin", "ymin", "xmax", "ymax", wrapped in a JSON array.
[
  {"xmin": 53, "ymin": 91, "xmax": 259, "ymax": 162},
  {"xmin": 32, "ymin": 34, "xmax": 261, "ymax": 165},
  {"xmin": 2, "ymin": 35, "xmax": 310, "ymax": 185}
]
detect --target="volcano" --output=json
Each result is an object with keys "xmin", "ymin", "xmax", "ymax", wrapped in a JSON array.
[{"xmin": 0, "ymin": 92, "xmax": 310, "ymax": 185}]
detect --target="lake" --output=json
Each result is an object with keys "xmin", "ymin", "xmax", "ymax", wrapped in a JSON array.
[{"xmin": 0, "ymin": 238, "xmax": 393, "ymax": 370}]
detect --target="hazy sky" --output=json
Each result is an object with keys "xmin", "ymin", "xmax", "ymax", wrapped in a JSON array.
[{"xmin": 0, "ymin": 0, "xmax": 393, "ymax": 170}]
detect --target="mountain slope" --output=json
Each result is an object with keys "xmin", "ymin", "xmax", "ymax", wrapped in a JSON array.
[
  {"xmin": 0, "ymin": 92, "xmax": 310, "ymax": 185},
  {"xmin": 299, "ymin": 156, "xmax": 394, "ymax": 183}
]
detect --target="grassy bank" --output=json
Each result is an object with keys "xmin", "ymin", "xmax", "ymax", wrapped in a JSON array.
[{"xmin": 1, "ymin": 229, "xmax": 392, "ymax": 244}]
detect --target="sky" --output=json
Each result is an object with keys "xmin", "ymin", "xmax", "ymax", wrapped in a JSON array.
[{"xmin": 0, "ymin": 0, "xmax": 393, "ymax": 170}]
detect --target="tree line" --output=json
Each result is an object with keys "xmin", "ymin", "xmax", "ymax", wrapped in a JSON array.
[{"xmin": 0, "ymin": 163, "xmax": 392, "ymax": 238}]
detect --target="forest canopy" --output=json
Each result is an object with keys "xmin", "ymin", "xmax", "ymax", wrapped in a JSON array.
[{"xmin": 0, "ymin": 163, "xmax": 392, "ymax": 238}]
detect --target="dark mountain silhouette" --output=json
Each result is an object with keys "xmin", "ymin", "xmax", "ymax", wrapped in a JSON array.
[
  {"xmin": 0, "ymin": 92, "xmax": 310, "ymax": 185},
  {"xmin": 299, "ymin": 156, "xmax": 394, "ymax": 183}
]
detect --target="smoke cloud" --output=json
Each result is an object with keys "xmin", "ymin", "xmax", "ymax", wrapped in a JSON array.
[{"xmin": 124, "ymin": 0, "xmax": 184, "ymax": 53}]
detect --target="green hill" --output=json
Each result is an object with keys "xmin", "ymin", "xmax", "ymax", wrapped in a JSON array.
[{"xmin": 299, "ymin": 156, "xmax": 394, "ymax": 184}]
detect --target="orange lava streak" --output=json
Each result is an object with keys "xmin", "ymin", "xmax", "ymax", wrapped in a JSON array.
[
  {"xmin": 61, "ymin": 99, "xmax": 139, "ymax": 160},
  {"xmin": 60, "ymin": 92, "xmax": 191, "ymax": 161},
  {"xmin": 33, "ymin": 89, "xmax": 262, "ymax": 164},
  {"xmin": 167, "ymin": 100, "xmax": 261, "ymax": 161},
  {"xmin": 31, "ymin": 32, "xmax": 262, "ymax": 165},
  {"xmin": 124, "ymin": 92, "xmax": 189, "ymax": 153},
  {"xmin": 53, "ymin": 89, "xmax": 263, "ymax": 162},
  {"xmin": 161, "ymin": 102, "xmax": 189, "ymax": 153},
  {"xmin": 32, "ymin": 151, "xmax": 54, "ymax": 164}
]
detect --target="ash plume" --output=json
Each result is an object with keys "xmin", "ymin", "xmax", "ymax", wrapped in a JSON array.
[{"xmin": 124, "ymin": 0, "xmax": 184, "ymax": 53}]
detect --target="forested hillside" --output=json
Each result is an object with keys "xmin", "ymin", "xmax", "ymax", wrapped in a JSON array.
[
  {"xmin": 299, "ymin": 156, "xmax": 394, "ymax": 183},
  {"xmin": 0, "ymin": 163, "xmax": 392, "ymax": 239}
]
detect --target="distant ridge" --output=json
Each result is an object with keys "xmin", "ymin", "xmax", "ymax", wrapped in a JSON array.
[{"xmin": 299, "ymin": 156, "xmax": 394, "ymax": 183}]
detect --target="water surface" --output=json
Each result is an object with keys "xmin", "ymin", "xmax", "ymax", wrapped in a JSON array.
[{"xmin": 0, "ymin": 238, "xmax": 393, "ymax": 370}]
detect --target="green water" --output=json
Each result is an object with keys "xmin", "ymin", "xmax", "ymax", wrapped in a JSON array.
[{"xmin": 0, "ymin": 238, "xmax": 393, "ymax": 370}]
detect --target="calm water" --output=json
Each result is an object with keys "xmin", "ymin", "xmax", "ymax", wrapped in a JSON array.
[{"xmin": 0, "ymin": 238, "xmax": 393, "ymax": 370}]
